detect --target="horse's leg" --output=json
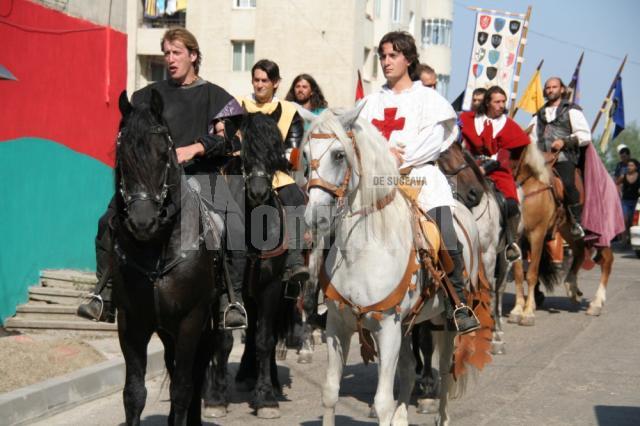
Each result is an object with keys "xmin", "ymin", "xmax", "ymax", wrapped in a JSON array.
[
  {"xmin": 236, "ymin": 298, "xmax": 257, "ymax": 391},
  {"xmin": 170, "ymin": 306, "xmax": 208, "ymax": 426},
  {"xmin": 508, "ymin": 259, "xmax": 526, "ymax": 323},
  {"xmin": 253, "ymin": 283, "xmax": 282, "ymax": 419},
  {"xmin": 187, "ymin": 324, "xmax": 214, "ymax": 426},
  {"xmin": 156, "ymin": 330, "xmax": 176, "ymax": 424},
  {"xmin": 392, "ymin": 327, "xmax": 416, "ymax": 426},
  {"xmin": 492, "ymin": 254, "xmax": 508, "ymax": 355},
  {"xmin": 118, "ymin": 311, "xmax": 153, "ymax": 426},
  {"xmin": 434, "ymin": 329, "xmax": 457, "ymax": 426},
  {"xmin": 372, "ymin": 317, "xmax": 402, "ymax": 426},
  {"xmin": 520, "ymin": 229, "xmax": 546, "ymax": 326},
  {"xmin": 322, "ymin": 309, "xmax": 352, "ymax": 426},
  {"xmin": 587, "ymin": 247, "xmax": 614, "ymax": 316},
  {"xmin": 203, "ymin": 329, "xmax": 234, "ymax": 418},
  {"xmin": 412, "ymin": 325, "xmax": 424, "ymax": 375},
  {"xmin": 563, "ymin": 236, "xmax": 585, "ymax": 305},
  {"xmin": 416, "ymin": 325, "xmax": 439, "ymax": 414}
]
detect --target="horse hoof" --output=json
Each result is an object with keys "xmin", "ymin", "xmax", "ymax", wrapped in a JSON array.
[
  {"xmin": 297, "ymin": 352, "xmax": 313, "ymax": 364},
  {"xmin": 519, "ymin": 316, "xmax": 535, "ymax": 326},
  {"xmin": 203, "ymin": 405, "xmax": 227, "ymax": 418},
  {"xmin": 257, "ymin": 407, "xmax": 280, "ymax": 419},
  {"xmin": 507, "ymin": 313, "xmax": 522, "ymax": 324},
  {"xmin": 491, "ymin": 341, "xmax": 506, "ymax": 355},
  {"xmin": 586, "ymin": 305, "xmax": 602, "ymax": 316},
  {"xmin": 416, "ymin": 398, "xmax": 438, "ymax": 414}
]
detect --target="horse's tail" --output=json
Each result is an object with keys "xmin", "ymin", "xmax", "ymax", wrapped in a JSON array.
[{"xmin": 519, "ymin": 237, "xmax": 560, "ymax": 292}]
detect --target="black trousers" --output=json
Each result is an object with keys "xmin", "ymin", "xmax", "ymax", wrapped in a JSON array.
[
  {"xmin": 554, "ymin": 161, "xmax": 580, "ymax": 206},
  {"xmin": 426, "ymin": 206, "xmax": 459, "ymax": 253}
]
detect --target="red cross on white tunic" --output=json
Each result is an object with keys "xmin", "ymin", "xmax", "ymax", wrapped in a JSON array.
[{"xmin": 371, "ymin": 107, "xmax": 405, "ymax": 140}]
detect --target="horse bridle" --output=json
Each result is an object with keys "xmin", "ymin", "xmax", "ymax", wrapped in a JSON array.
[
  {"xmin": 117, "ymin": 124, "xmax": 173, "ymax": 214},
  {"xmin": 306, "ymin": 131, "xmax": 358, "ymax": 212}
]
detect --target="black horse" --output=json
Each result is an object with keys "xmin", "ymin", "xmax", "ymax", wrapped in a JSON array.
[
  {"xmin": 113, "ymin": 90, "xmax": 221, "ymax": 425},
  {"xmin": 203, "ymin": 110, "xmax": 295, "ymax": 419}
]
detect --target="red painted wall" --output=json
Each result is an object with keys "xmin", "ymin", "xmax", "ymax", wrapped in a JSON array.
[{"xmin": 0, "ymin": 0, "xmax": 127, "ymax": 167}]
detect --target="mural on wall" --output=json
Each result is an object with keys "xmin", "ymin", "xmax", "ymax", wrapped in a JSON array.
[{"xmin": 0, "ymin": 0, "xmax": 127, "ymax": 323}]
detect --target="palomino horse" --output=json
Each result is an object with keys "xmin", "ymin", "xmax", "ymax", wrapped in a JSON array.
[
  {"xmin": 113, "ymin": 90, "xmax": 221, "ymax": 425},
  {"xmin": 303, "ymin": 108, "xmax": 479, "ymax": 426},
  {"xmin": 508, "ymin": 144, "xmax": 614, "ymax": 325}
]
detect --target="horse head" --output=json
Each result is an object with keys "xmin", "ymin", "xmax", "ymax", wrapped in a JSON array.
[
  {"xmin": 116, "ymin": 89, "xmax": 178, "ymax": 241},
  {"xmin": 438, "ymin": 141, "xmax": 486, "ymax": 208},
  {"xmin": 240, "ymin": 111, "xmax": 289, "ymax": 206},
  {"xmin": 303, "ymin": 103, "xmax": 396, "ymax": 236}
]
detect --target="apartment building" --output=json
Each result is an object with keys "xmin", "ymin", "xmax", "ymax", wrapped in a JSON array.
[{"xmin": 129, "ymin": 0, "xmax": 454, "ymax": 106}]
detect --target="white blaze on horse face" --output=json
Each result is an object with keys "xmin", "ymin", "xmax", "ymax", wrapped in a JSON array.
[{"xmin": 304, "ymin": 138, "xmax": 348, "ymax": 234}]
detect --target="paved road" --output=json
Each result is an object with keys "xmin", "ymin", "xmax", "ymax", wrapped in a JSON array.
[{"xmin": 32, "ymin": 251, "xmax": 640, "ymax": 426}]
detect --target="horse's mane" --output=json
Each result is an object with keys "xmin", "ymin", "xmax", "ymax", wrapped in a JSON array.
[
  {"xmin": 241, "ymin": 112, "xmax": 289, "ymax": 175},
  {"xmin": 521, "ymin": 143, "xmax": 551, "ymax": 185},
  {"xmin": 117, "ymin": 104, "xmax": 168, "ymax": 191},
  {"xmin": 306, "ymin": 109, "xmax": 403, "ymax": 239}
]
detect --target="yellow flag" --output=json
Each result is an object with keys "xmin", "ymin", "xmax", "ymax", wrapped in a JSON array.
[
  {"xmin": 599, "ymin": 98, "xmax": 614, "ymax": 152},
  {"xmin": 516, "ymin": 69, "xmax": 544, "ymax": 114}
]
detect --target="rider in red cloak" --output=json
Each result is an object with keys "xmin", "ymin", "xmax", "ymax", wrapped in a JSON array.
[{"xmin": 460, "ymin": 86, "xmax": 530, "ymax": 261}]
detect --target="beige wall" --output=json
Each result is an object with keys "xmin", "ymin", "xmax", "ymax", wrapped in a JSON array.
[{"xmin": 127, "ymin": 0, "xmax": 452, "ymax": 106}]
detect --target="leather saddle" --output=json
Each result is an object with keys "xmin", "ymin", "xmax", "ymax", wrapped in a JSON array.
[{"xmin": 543, "ymin": 152, "xmax": 585, "ymax": 206}]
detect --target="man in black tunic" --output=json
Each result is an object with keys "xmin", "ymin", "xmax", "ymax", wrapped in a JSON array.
[{"xmin": 78, "ymin": 28, "xmax": 249, "ymax": 329}]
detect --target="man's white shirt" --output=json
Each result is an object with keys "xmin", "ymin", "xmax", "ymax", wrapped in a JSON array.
[
  {"xmin": 360, "ymin": 81, "xmax": 458, "ymax": 211},
  {"xmin": 528, "ymin": 106, "xmax": 592, "ymax": 147}
]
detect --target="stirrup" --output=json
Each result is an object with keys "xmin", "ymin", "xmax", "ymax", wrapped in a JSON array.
[
  {"xmin": 80, "ymin": 293, "xmax": 104, "ymax": 322},
  {"xmin": 283, "ymin": 280, "xmax": 302, "ymax": 300},
  {"xmin": 571, "ymin": 223, "xmax": 585, "ymax": 239},
  {"xmin": 452, "ymin": 304, "xmax": 480, "ymax": 333},
  {"xmin": 505, "ymin": 242, "xmax": 522, "ymax": 262},
  {"xmin": 221, "ymin": 302, "xmax": 248, "ymax": 330}
]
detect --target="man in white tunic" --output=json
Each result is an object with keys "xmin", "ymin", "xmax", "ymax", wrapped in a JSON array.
[{"xmin": 360, "ymin": 31, "xmax": 479, "ymax": 334}]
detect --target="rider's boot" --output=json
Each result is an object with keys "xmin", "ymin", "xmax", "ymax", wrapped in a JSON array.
[
  {"xmin": 222, "ymin": 251, "xmax": 248, "ymax": 329},
  {"xmin": 279, "ymin": 184, "xmax": 310, "ymax": 299},
  {"xmin": 447, "ymin": 245, "xmax": 480, "ymax": 335},
  {"xmin": 568, "ymin": 204, "xmax": 585, "ymax": 239},
  {"xmin": 504, "ymin": 198, "xmax": 522, "ymax": 262},
  {"xmin": 77, "ymin": 216, "xmax": 116, "ymax": 323}
]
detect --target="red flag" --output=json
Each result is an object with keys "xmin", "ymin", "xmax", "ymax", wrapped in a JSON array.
[{"xmin": 355, "ymin": 70, "xmax": 364, "ymax": 101}]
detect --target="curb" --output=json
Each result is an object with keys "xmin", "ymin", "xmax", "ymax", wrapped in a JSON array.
[{"xmin": 0, "ymin": 347, "xmax": 165, "ymax": 425}]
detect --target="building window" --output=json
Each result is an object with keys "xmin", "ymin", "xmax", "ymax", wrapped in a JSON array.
[
  {"xmin": 421, "ymin": 19, "xmax": 452, "ymax": 47},
  {"xmin": 374, "ymin": 0, "xmax": 381, "ymax": 18},
  {"xmin": 437, "ymin": 74, "xmax": 450, "ymax": 98},
  {"xmin": 408, "ymin": 12, "xmax": 415, "ymax": 35},
  {"xmin": 140, "ymin": 55, "xmax": 167, "ymax": 85},
  {"xmin": 141, "ymin": 0, "xmax": 186, "ymax": 28},
  {"xmin": 392, "ymin": 0, "xmax": 402, "ymax": 23},
  {"xmin": 234, "ymin": 0, "xmax": 256, "ymax": 8},
  {"xmin": 232, "ymin": 41, "xmax": 254, "ymax": 72}
]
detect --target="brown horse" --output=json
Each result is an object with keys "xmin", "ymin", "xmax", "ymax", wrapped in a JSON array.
[{"xmin": 508, "ymin": 144, "xmax": 614, "ymax": 326}]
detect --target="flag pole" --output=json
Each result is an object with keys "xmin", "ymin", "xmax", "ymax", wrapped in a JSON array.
[
  {"xmin": 591, "ymin": 54, "xmax": 628, "ymax": 134},
  {"xmin": 567, "ymin": 52, "xmax": 584, "ymax": 104},
  {"xmin": 509, "ymin": 5, "xmax": 533, "ymax": 118},
  {"xmin": 511, "ymin": 57, "xmax": 543, "ymax": 119}
]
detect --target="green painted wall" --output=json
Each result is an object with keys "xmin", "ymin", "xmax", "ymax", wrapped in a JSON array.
[{"xmin": 0, "ymin": 138, "xmax": 113, "ymax": 324}]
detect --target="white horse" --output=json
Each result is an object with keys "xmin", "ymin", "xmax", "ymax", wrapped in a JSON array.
[
  {"xmin": 438, "ymin": 143, "xmax": 509, "ymax": 355},
  {"xmin": 302, "ymin": 107, "xmax": 480, "ymax": 426}
]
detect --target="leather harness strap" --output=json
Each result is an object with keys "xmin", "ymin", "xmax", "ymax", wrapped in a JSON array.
[{"xmin": 319, "ymin": 246, "xmax": 420, "ymax": 364}]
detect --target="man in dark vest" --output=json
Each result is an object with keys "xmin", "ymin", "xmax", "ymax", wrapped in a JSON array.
[
  {"xmin": 528, "ymin": 77, "xmax": 592, "ymax": 238},
  {"xmin": 77, "ymin": 28, "xmax": 249, "ymax": 329}
]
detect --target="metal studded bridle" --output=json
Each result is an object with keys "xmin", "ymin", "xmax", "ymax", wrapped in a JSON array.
[{"xmin": 117, "ymin": 124, "xmax": 174, "ymax": 215}]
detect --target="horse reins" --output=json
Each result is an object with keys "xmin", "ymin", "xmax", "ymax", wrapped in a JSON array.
[{"xmin": 307, "ymin": 131, "xmax": 396, "ymax": 217}]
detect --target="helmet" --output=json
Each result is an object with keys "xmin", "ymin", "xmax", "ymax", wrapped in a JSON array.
[{"xmin": 617, "ymin": 144, "xmax": 629, "ymax": 153}]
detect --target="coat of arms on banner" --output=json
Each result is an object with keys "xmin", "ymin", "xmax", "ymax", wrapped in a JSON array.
[{"xmin": 462, "ymin": 9, "xmax": 527, "ymax": 111}]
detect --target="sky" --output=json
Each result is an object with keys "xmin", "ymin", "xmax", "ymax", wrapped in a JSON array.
[{"xmin": 448, "ymin": 0, "xmax": 640, "ymax": 131}]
